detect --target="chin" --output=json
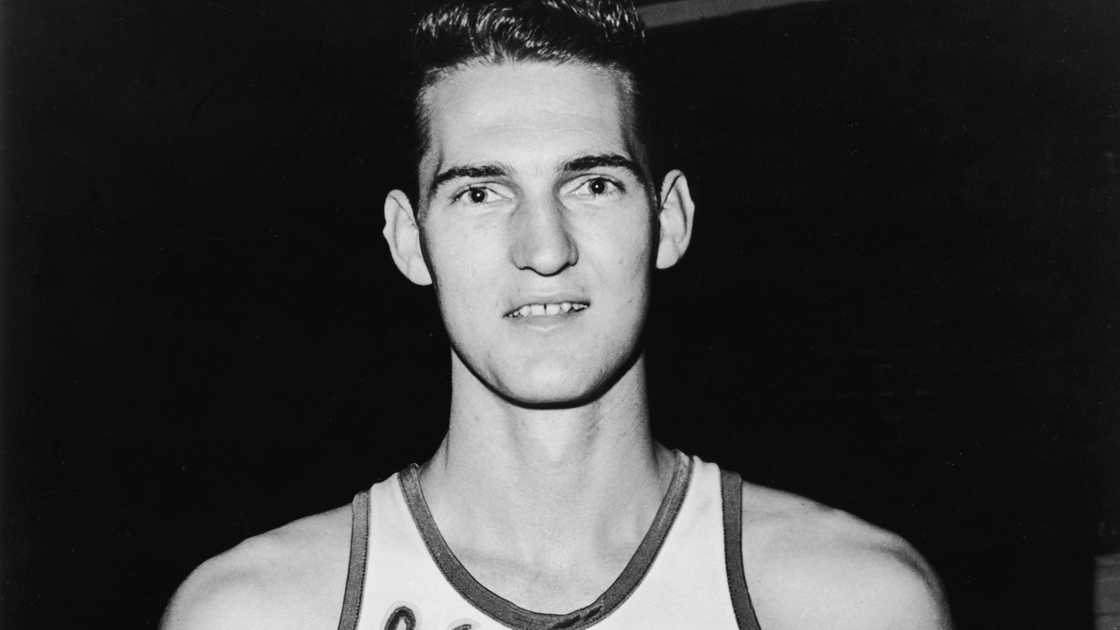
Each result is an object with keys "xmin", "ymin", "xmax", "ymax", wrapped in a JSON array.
[
  {"xmin": 492, "ymin": 356, "xmax": 632, "ymax": 410},
  {"xmin": 498, "ymin": 369, "xmax": 593, "ymax": 409}
]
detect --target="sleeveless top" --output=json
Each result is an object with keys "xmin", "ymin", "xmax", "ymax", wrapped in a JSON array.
[{"xmin": 336, "ymin": 452, "xmax": 763, "ymax": 630}]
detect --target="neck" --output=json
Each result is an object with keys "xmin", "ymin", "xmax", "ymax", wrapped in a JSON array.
[{"xmin": 419, "ymin": 351, "xmax": 673, "ymax": 573}]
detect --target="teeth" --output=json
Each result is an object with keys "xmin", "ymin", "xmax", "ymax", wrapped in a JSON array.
[{"xmin": 508, "ymin": 302, "xmax": 588, "ymax": 318}]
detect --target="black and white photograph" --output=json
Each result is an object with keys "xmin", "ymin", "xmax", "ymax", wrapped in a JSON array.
[{"xmin": 5, "ymin": 0, "xmax": 1119, "ymax": 628}]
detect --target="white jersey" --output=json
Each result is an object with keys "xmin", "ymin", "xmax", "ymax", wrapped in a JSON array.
[{"xmin": 336, "ymin": 452, "xmax": 762, "ymax": 630}]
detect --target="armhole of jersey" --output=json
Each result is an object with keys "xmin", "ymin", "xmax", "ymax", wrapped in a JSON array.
[
  {"xmin": 337, "ymin": 490, "xmax": 370, "ymax": 630},
  {"xmin": 721, "ymin": 470, "xmax": 763, "ymax": 630}
]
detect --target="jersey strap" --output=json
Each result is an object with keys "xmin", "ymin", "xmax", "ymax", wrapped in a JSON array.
[
  {"xmin": 337, "ymin": 490, "xmax": 370, "ymax": 630},
  {"xmin": 336, "ymin": 460, "xmax": 762, "ymax": 630},
  {"xmin": 720, "ymin": 469, "xmax": 763, "ymax": 630}
]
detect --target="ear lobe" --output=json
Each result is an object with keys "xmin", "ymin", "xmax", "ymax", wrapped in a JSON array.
[
  {"xmin": 383, "ymin": 189, "xmax": 433, "ymax": 286},
  {"xmin": 655, "ymin": 170, "xmax": 696, "ymax": 270}
]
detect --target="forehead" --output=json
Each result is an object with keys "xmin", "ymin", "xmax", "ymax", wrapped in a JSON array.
[{"xmin": 420, "ymin": 61, "xmax": 633, "ymax": 181}]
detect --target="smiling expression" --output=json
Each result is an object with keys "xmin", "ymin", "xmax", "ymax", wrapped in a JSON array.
[{"xmin": 398, "ymin": 61, "xmax": 678, "ymax": 407}]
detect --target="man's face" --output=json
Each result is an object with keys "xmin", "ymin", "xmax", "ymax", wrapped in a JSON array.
[{"xmin": 397, "ymin": 61, "xmax": 680, "ymax": 407}]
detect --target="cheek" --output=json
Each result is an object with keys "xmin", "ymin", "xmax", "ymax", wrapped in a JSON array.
[
  {"xmin": 426, "ymin": 223, "xmax": 493, "ymax": 281},
  {"xmin": 601, "ymin": 219, "xmax": 655, "ymax": 279},
  {"xmin": 425, "ymin": 227, "xmax": 504, "ymax": 324}
]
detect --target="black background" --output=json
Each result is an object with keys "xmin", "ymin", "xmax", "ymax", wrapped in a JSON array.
[{"xmin": 5, "ymin": 0, "xmax": 1119, "ymax": 627}]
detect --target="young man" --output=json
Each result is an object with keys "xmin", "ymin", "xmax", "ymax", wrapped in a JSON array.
[{"xmin": 164, "ymin": 1, "xmax": 951, "ymax": 628}]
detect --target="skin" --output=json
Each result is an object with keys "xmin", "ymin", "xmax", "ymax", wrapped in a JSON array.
[
  {"xmin": 161, "ymin": 60, "xmax": 951, "ymax": 630},
  {"xmin": 383, "ymin": 61, "xmax": 694, "ymax": 610}
]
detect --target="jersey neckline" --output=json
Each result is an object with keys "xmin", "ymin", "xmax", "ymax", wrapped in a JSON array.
[{"xmin": 397, "ymin": 451, "xmax": 693, "ymax": 630}]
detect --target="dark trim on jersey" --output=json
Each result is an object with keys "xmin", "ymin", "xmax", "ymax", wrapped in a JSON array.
[
  {"xmin": 398, "ymin": 451, "xmax": 693, "ymax": 630},
  {"xmin": 384, "ymin": 606, "xmax": 417, "ymax": 629},
  {"xmin": 721, "ymin": 469, "xmax": 763, "ymax": 630},
  {"xmin": 337, "ymin": 490, "xmax": 371, "ymax": 630}
]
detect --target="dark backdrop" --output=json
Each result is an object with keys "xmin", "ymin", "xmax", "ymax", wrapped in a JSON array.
[{"xmin": 5, "ymin": 0, "xmax": 1118, "ymax": 627}]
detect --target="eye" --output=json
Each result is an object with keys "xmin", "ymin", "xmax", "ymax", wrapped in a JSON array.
[
  {"xmin": 452, "ymin": 185, "xmax": 505, "ymax": 205},
  {"xmin": 572, "ymin": 176, "xmax": 623, "ymax": 198}
]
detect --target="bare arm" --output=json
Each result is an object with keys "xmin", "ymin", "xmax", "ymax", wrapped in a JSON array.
[
  {"xmin": 741, "ymin": 484, "xmax": 952, "ymax": 630},
  {"xmin": 162, "ymin": 506, "xmax": 351, "ymax": 630}
]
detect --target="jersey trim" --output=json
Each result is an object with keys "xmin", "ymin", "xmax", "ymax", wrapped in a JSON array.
[
  {"xmin": 398, "ymin": 451, "xmax": 692, "ymax": 630},
  {"xmin": 721, "ymin": 469, "xmax": 763, "ymax": 630},
  {"xmin": 337, "ymin": 490, "xmax": 370, "ymax": 630}
]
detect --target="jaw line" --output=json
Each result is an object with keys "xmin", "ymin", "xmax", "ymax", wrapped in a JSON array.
[{"xmin": 453, "ymin": 340, "xmax": 647, "ymax": 411}]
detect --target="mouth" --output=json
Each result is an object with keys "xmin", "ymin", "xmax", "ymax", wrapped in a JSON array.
[{"xmin": 504, "ymin": 301, "xmax": 590, "ymax": 319}]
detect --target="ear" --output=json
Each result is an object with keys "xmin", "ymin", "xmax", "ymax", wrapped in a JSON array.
[
  {"xmin": 655, "ymin": 170, "xmax": 696, "ymax": 269},
  {"xmin": 382, "ymin": 189, "xmax": 433, "ymax": 286}
]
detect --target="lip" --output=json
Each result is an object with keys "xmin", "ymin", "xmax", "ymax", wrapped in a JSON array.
[{"xmin": 505, "ymin": 308, "xmax": 587, "ymax": 333}]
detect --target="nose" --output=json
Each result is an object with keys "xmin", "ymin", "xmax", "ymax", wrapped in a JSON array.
[{"xmin": 509, "ymin": 195, "xmax": 578, "ymax": 275}]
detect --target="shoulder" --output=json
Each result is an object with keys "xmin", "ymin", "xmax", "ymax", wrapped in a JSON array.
[
  {"xmin": 161, "ymin": 503, "xmax": 354, "ymax": 630},
  {"xmin": 738, "ymin": 481, "xmax": 951, "ymax": 630}
]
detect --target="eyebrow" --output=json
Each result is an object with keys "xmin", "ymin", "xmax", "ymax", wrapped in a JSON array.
[
  {"xmin": 429, "ymin": 163, "xmax": 510, "ymax": 197},
  {"xmin": 561, "ymin": 153, "xmax": 643, "ymax": 180}
]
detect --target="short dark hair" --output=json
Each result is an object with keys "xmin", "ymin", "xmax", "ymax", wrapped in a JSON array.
[{"xmin": 408, "ymin": 0, "xmax": 653, "ymax": 186}]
